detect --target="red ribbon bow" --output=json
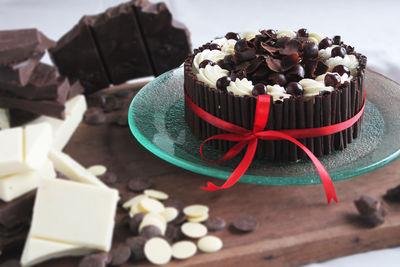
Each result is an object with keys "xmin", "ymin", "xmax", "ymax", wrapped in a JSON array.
[{"xmin": 184, "ymin": 89, "xmax": 366, "ymax": 204}]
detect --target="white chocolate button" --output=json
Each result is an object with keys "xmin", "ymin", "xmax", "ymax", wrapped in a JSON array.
[
  {"xmin": 144, "ymin": 189, "xmax": 169, "ymax": 200},
  {"xmin": 138, "ymin": 198, "xmax": 165, "ymax": 214},
  {"xmin": 187, "ymin": 213, "xmax": 209, "ymax": 223},
  {"xmin": 309, "ymin": 33, "xmax": 322, "ymax": 43},
  {"xmin": 161, "ymin": 207, "xmax": 178, "ymax": 223},
  {"xmin": 87, "ymin": 165, "xmax": 107, "ymax": 176},
  {"xmin": 308, "ymin": 37, "xmax": 319, "ymax": 44},
  {"xmin": 139, "ymin": 213, "xmax": 167, "ymax": 234},
  {"xmin": 122, "ymin": 194, "xmax": 148, "ymax": 210},
  {"xmin": 172, "ymin": 241, "xmax": 197, "ymax": 260},
  {"xmin": 144, "ymin": 237, "xmax": 172, "ymax": 265},
  {"xmin": 197, "ymin": 236, "xmax": 223, "ymax": 253},
  {"xmin": 181, "ymin": 222, "xmax": 207, "ymax": 239},
  {"xmin": 183, "ymin": 205, "xmax": 209, "ymax": 217}
]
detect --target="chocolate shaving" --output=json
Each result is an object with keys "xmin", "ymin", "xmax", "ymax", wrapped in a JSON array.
[
  {"xmin": 279, "ymin": 39, "xmax": 301, "ymax": 56},
  {"xmin": 281, "ymin": 54, "xmax": 300, "ymax": 71},
  {"xmin": 260, "ymin": 41, "xmax": 280, "ymax": 54},
  {"xmin": 264, "ymin": 56, "xmax": 282, "ymax": 72}
]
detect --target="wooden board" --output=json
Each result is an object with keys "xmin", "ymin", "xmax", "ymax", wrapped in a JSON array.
[{"xmin": 4, "ymin": 71, "xmax": 400, "ymax": 266}]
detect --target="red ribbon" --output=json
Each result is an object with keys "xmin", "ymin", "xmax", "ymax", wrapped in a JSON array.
[{"xmin": 185, "ymin": 89, "xmax": 366, "ymax": 204}]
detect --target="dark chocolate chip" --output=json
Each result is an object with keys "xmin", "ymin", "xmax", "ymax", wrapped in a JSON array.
[
  {"xmin": 303, "ymin": 42, "xmax": 318, "ymax": 59},
  {"xmin": 331, "ymin": 46, "xmax": 346, "ymax": 58},
  {"xmin": 140, "ymin": 225, "xmax": 162, "ymax": 239},
  {"xmin": 216, "ymin": 76, "xmax": 231, "ymax": 91},
  {"xmin": 225, "ymin": 32, "xmax": 240, "ymax": 40},
  {"xmin": 285, "ymin": 64, "xmax": 305, "ymax": 82},
  {"xmin": 78, "ymin": 252, "xmax": 111, "ymax": 267},
  {"xmin": 332, "ymin": 65, "xmax": 350, "ymax": 76},
  {"xmin": 324, "ymin": 73, "xmax": 341, "ymax": 88},
  {"xmin": 209, "ymin": 43, "xmax": 221, "ymax": 50},
  {"xmin": 318, "ymin": 37, "xmax": 332, "ymax": 50},
  {"xmin": 267, "ymin": 73, "xmax": 287, "ymax": 86},
  {"xmin": 285, "ymin": 82, "xmax": 303, "ymax": 96},
  {"xmin": 127, "ymin": 178, "xmax": 152, "ymax": 192},
  {"xmin": 84, "ymin": 108, "xmax": 107, "ymax": 125},
  {"xmin": 296, "ymin": 28, "xmax": 308, "ymax": 37},
  {"xmin": 384, "ymin": 185, "xmax": 400, "ymax": 202},
  {"xmin": 165, "ymin": 224, "xmax": 181, "ymax": 243},
  {"xmin": 332, "ymin": 35, "xmax": 341, "ymax": 45},
  {"xmin": 110, "ymin": 245, "xmax": 131, "ymax": 266},
  {"xmin": 199, "ymin": 59, "xmax": 214, "ymax": 69},
  {"xmin": 99, "ymin": 172, "xmax": 118, "ymax": 185},
  {"xmin": 129, "ymin": 212, "xmax": 146, "ymax": 235},
  {"xmin": 126, "ymin": 236, "xmax": 147, "ymax": 261},
  {"xmin": 114, "ymin": 114, "xmax": 128, "ymax": 127},
  {"xmin": 204, "ymin": 216, "xmax": 226, "ymax": 232},
  {"xmin": 231, "ymin": 216, "xmax": 259, "ymax": 232},
  {"xmin": 252, "ymin": 83, "xmax": 267, "ymax": 96}
]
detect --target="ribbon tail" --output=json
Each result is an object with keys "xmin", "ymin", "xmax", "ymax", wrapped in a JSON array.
[{"xmin": 201, "ymin": 139, "xmax": 258, "ymax": 191}]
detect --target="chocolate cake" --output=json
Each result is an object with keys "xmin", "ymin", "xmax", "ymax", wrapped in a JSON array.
[{"xmin": 184, "ymin": 29, "xmax": 367, "ymax": 161}]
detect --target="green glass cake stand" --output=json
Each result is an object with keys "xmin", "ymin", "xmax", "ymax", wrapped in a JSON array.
[{"xmin": 128, "ymin": 67, "xmax": 400, "ymax": 186}]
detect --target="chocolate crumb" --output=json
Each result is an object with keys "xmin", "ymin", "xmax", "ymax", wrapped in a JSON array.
[
  {"xmin": 109, "ymin": 244, "xmax": 131, "ymax": 266},
  {"xmin": 231, "ymin": 216, "xmax": 259, "ymax": 232}
]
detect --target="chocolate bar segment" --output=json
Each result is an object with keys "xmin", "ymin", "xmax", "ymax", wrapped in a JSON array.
[
  {"xmin": 49, "ymin": 18, "xmax": 110, "ymax": 94},
  {"xmin": 132, "ymin": 0, "xmax": 192, "ymax": 75},
  {"xmin": 0, "ymin": 54, "xmax": 42, "ymax": 87},
  {"xmin": 87, "ymin": 2, "xmax": 153, "ymax": 84}
]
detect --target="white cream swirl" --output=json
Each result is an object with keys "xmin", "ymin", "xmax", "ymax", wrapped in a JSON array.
[
  {"xmin": 315, "ymin": 72, "xmax": 353, "ymax": 84},
  {"xmin": 240, "ymin": 31, "xmax": 260, "ymax": 41},
  {"xmin": 267, "ymin": 85, "xmax": 291, "ymax": 101},
  {"xmin": 276, "ymin": 30, "xmax": 296, "ymax": 38},
  {"xmin": 196, "ymin": 65, "xmax": 229, "ymax": 88},
  {"xmin": 299, "ymin": 78, "xmax": 333, "ymax": 98},
  {"xmin": 227, "ymin": 78, "xmax": 253, "ymax": 96},
  {"xmin": 212, "ymin": 37, "xmax": 236, "ymax": 54},
  {"xmin": 193, "ymin": 49, "xmax": 227, "ymax": 72},
  {"xmin": 308, "ymin": 33, "xmax": 323, "ymax": 44},
  {"xmin": 325, "ymin": 54, "xmax": 359, "ymax": 75},
  {"xmin": 318, "ymin": 45, "xmax": 339, "ymax": 60}
]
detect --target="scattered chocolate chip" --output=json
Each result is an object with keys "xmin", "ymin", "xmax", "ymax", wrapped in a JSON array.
[
  {"xmin": 84, "ymin": 108, "xmax": 107, "ymax": 125},
  {"xmin": 99, "ymin": 172, "xmax": 118, "ymax": 185},
  {"xmin": 231, "ymin": 216, "xmax": 259, "ymax": 232},
  {"xmin": 332, "ymin": 35, "xmax": 341, "ymax": 45},
  {"xmin": 324, "ymin": 73, "xmax": 341, "ymax": 87},
  {"xmin": 331, "ymin": 46, "xmax": 346, "ymax": 58},
  {"xmin": 165, "ymin": 224, "xmax": 181, "ymax": 243},
  {"xmin": 129, "ymin": 213, "xmax": 146, "ymax": 235},
  {"xmin": 114, "ymin": 114, "xmax": 128, "ymax": 127},
  {"xmin": 296, "ymin": 28, "xmax": 308, "ymax": 37},
  {"xmin": 126, "ymin": 236, "xmax": 147, "ymax": 261},
  {"xmin": 204, "ymin": 216, "xmax": 226, "ymax": 232},
  {"xmin": 285, "ymin": 82, "xmax": 303, "ymax": 96},
  {"xmin": 354, "ymin": 195, "xmax": 386, "ymax": 227},
  {"xmin": 252, "ymin": 83, "xmax": 267, "ymax": 96},
  {"xmin": 199, "ymin": 59, "xmax": 214, "ymax": 69},
  {"xmin": 208, "ymin": 43, "xmax": 221, "ymax": 50},
  {"xmin": 0, "ymin": 260, "xmax": 21, "ymax": 267},
  {"xmin": 216, "ymin": 76, "xmax": 231, "ymax": 91},
  {"xmin": 285, "ymin": 64, "xmax": 305, "ymax": 82},
  {"xmin": 384, "ymin": 185, "xmax": 400, "ymax": 202},
  {"xmin": 332, "ymin": 65, "xmax": 350, "ymax": 76},
  {"xmin": 225, "ymin": 32, "xmax": 240, "ymax": 40},
  {"xmin": 78, "ymin": 252, "xmax": 111, "ymax": 267},
  {"xmin": 318, "ymin": 37, "xmax": 332, "ymax": 50},
  {"xmin": 127, "ymin": 178, "xmax": 152, "ymax": 192},
  {"xmin": 267, "ymin": 72, "xmax": 287, "ymax": 86},
  {"xmin": 303, "ymin": 42, "xmax": 318, "ymax": 59},
  {"xmin": 140, "ymin": 225, "xmax": 162, "ymax": 239},
  {"xmin": 109, "ymin": 245, "xmax": 131, "ymax": 266}
]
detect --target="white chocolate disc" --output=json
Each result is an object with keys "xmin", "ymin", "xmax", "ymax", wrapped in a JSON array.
[
  {"xmin": 187, "ymin": 213, "xmax": 209, "ymax": 223},
  {"xmin": 139, "ymin": 213, "xmax": 166, "ymax": 234},
  {"xmin": 197, "ymin": 236, "xmax": 223, "ymax": 253},
  {"xmin": 144, "ymin": 189, "xmax": 169, "ymax": 200},
  {"xmin": 87, "ymin": 165, "xmax": 107, "ymax": 176},
  {"xmin": 181, "ymin": 222, "xmax": 208, "ymax": 239},
  {"xmin": 122, "ymin": 194, "xmax": 148, "ymax": 210},
  {"xmin": 144, "ymin": 237, "xmax": 172, "ymax": 265},
  {"xmin": 161, "ymin": 207, "xmax": 179, "ymax": 223},
  {"xmin": 138, "ymin": 198, "xmax": 165, "ymax": 214},
  {"xmin": 183, "ymin": 205, "xmax": 209, "ymax": 217},
  {"xmin": 172, "ymin": 241, "xmax": 197, "ymax": 260}
]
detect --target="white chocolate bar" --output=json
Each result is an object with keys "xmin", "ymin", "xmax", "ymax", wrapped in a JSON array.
[
  {"xmin": 26, "ymin": 179, "xmax": 118, "ymax": 253},
  {"xmin": 48, "ymin": 149, "xmax": 107, "ymax": 188},
  {"xmin": 0, "ymin": 108, "xmax": 9, "ymax": 129},
  {"xmin": 24, "ymin": 123, "xmax": 52, "ymax": 170},
  {"xmin": 0, "ymin": 160, "xmax": 55, "ymax": 202},
  {"xmin": 0, "ymin": 127, "xmax": 28, "ymax": 176}
]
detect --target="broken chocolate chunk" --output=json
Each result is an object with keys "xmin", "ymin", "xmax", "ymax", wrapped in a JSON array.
[
  {"xmin": 354, "ymin": 195, "xmax": 386, "ymax": 227},
  {"xmin": 384, "ymin": 185, "xmax": 400, "ymax": 202},
  {"xmin": 0, "ymin": 54, "xmax": 42, "ymax": 87}
]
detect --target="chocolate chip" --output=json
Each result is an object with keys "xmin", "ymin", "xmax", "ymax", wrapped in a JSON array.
[
  {"xmin": 114, "ymin": 114, "xmax": 128, "ymax": 127},
  {"xmin": 0, "ymin": 260, "xmax": 21, "ymax": 267},
  {"xmin": 109, "ymin": 245, "xmax": 131, "ymax": 266},
  {"xmin": 331, "ymin": 46, "xmax": 346, "ymax": 58},
  {"xmin": 354, "ymin": 195, "xmax": 386, "ymax": 227},
  {"xmin": 204, "ymin": 216, "xmax": 226, "ymax": 232},
  {"xmin": 332, "ymin": 65, "xmax": 350, "ymax": 76},
  {"xmin": 99, "ymin": 172, "xmax": 118, "ymax": 185},
  {"xmin": 332, "ymin": 35, "xmax": 341, "ymax": 45},
  {"xmin": 285, "ymin": 82, "xmax": 303, "ymax": 96},
  {"xmin": 318, "ymin": 37, "xmax": 332, "ymax": 50},
  {"xmin": 285, "ymin": 64, "xmax": 305, "ymax": 82},
  {"xmin": 199, "ymin": 59, "xmax": 214, "ymax": 69},
  {"xmin": 209, "ymin": 43, "xmax": 221, "ymax": 50},
  {"xmin": 127, "ymin": 178, "xmax": 152, "ymax": 192},
  {"xmin": 231, "ymin": 216, "xmax": 259, "ymax": 232},
  {"xmin": 266, "ymin": 72, "xmax": 285, "ymax": 86},
  {"xmin": 384, "ymin": 185, "xmax": 400, "ymax": 202},
  {"xmin": 296, "ymin": 28, "xmax": 308, "ymax": 37},
  {"xmin": 252, "ymin": 83, "xmax": 267, "ymax": 96},
  {"xmin": 303, "ymin": 42, "xmax": 318, "ymax": 59},
  {"xmin": 84, "ymin": 108, "xmax": 107, "ymax": 125},
  {"xmin": 165, "ymin": 224, "xmax": 181, "ymax": 243},
  {"xmin": 216, "ymin": 76, "xmax": 231, "ymax": 91},
  {"xmin": 129, "ymin": 212, "xmax": 146, "ymax": 234},
  {"xmin": 140, "ymin": 225, "xmax": 162, "ymax": 239},
  {"xmin": 324, "ymin": 73, "xmax": 341, "ymax": 87},
  {"xmin": 78, "ymin": 252, "xmax": 111, "ymax": 267},
  {"xmin": 126, "ymin": 236, "xmax": 147, "ymax": 261},
  {"xmin": 225, "ymin": 32, "xmax": 240, "ymax": 40}
]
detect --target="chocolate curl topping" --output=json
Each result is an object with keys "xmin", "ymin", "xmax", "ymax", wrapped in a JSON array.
[
  {"xmin": 281, "ymin": 54, "xmax": 300, "ymax": 71},
  {"xmin": 265, "ymin": 56, "xmax": 283, "ymax": 72},
  {"xmin": 279, "ymin": 39, "xmax": 301, "ymax": 56},
  {"xmin": 260, "ymin": 41, "xmax": 280, "ymax": 54}
]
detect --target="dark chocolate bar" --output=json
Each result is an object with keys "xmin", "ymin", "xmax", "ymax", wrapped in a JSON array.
[
  {"xmin": 0, "ymin": 54, "xmax": 42, "ymax": 87},
  {"xmin": 68, "ymin": 79, "xmax": 85, "ymax": 99},
  {"xmin": 87, "ymin": 2, "xmax": 153, "ymax": 84},
  {"xmin": 49, "ymin": 18, "xmax": 110, "ymax": 94},
  {"xmin": 132, "ymin": 0, "xmax": 192, "ymax": 75}
]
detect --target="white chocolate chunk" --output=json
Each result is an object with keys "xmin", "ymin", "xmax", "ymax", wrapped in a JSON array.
[
  {"xmin": 87, "ymin": 165, "xmax": 107, "ymax": 176},
  {"xmin": 20, "ymin": 237, "xmax": 93, "ymax": 267},
  {"xmin": 197, "ymin": 236, "xmax": 223, "ymax": 253},
  {"xmin": 0, "ymin": 160, "xmax": 55, "ymax": 202},
  {"xmin": 0, "ymin": 127, "xmax": 29, "ymax": 176},
  {"xmin": 139, "ymin": 213, "xmax": 167, "ymax": 235},
  {"xmin": 24, "ymin": 123, "xmax": 52, "ymax": 170},
  {"xmin": 187, "ymin": 213, "xmax": 209, "ymax": 223},
  {"xmin": 172, "ymin": 241, "xmax": 197, "ymax": 260},
  {"xmin": 183, "ymin": 205, "xmax": 209, "ymax": 217},
  {"xmin": 123, "ymin": 194, "xmax": 148, "ymax": 210},
  {"xmin": 144, "ymin": 189, "xmax": 169, "ymax": 200},
  {"xmin": 0, "ymin": 108, "xmax": 9, "ymax": 129},
  {"xmin": 28, "ymin": 179, "xmax": 119, "ymax": 251},
  {"xmin": 144, "ymin": 237, "xmax": 172, "ymax": 265},
  {"xmin": 161, "ymin": 207, "xmax": 179, "ymax": 223},
  {"xmin": 48, "ymin": 149, "xmax": 107, "ymax": 188},
  {"xmin": 181, "ymin": 222, "xmax": 208, "ymax": 239},
  {"xmin": 138, "ymin": 198, "xmax": 165, "ymax": 214}
]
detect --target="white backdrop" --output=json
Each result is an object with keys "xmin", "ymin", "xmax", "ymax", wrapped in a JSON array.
[{"xmin": 1, "ymin": 0, "xmax": 400, "ymax": 266}]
